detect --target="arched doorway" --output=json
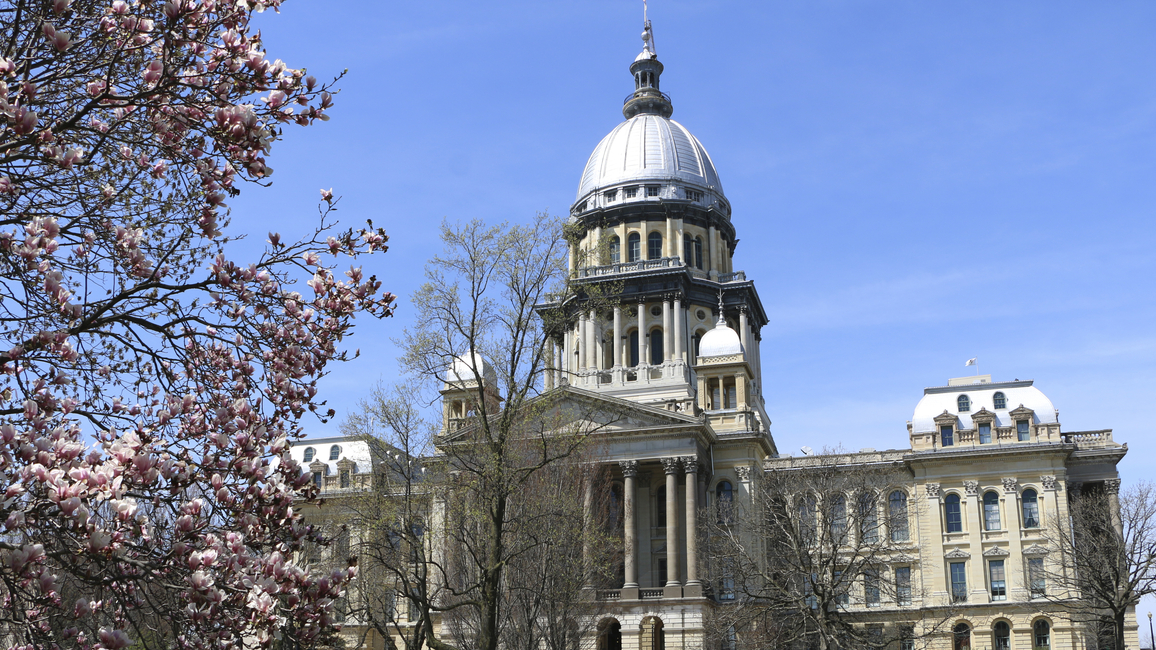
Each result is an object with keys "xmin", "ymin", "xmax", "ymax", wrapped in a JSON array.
[
  {"xmin": 953, "ymin": 623, "xmax": 971, "ymax": 650},
  {"xmin": 596, "ymin": 618, "xmax": 622, "ymax": 650},
  {"xmin": 640, "ymin": 616, "xmax": 665, "ymax": 650}
]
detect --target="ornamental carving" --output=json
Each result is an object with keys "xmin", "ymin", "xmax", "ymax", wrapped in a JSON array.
[
  {"xmin": 679, "ymin": 456, "xmax": 699, "ymax": 474},
  {"xmin": 1040, "ymin": 475, "xmax": 1058, "ymax": 491},
  {"xmin": 944, "ymin": 549, "xmax": 971, "ymax": 559},
  {"xmin": 1022, "ymin": 544, "xmax": 1050, "ymax": 556},
  {"xmin": 982, "ymin": 547, "xmax": 1010, "ymax": 557},
  {"xmin": 964, "ymin": 480, "xmax": 979, "ymax": 496},
  {"xmin": 925, "ymin": 483, "xmax": 941, "ymax": 499},
  {"xmin": 1002, "ymin": 477, "xmax": 1018, "ymax": 494},
  {"xmin": 619, "ymin": 460, "xmax": 639, "ymax": 478},
  {"xmin": 735, "ymin": 466, "xmax": 752, "ymax": 482},
  {"xmin": 1105, "ymin": 479, "xmax": 1121, "ymax": 495},
  {"xmin": 661, "ymin": 457, "xmax": 681, "ymax": 474}
]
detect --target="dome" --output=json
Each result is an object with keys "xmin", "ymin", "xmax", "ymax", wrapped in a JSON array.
[
  {"xmin": 575, "ymin": 114, "xmax": 724, "ymax": 204},
  {"xmin": 447, "ymin": 351, "xmax": 496, "ymax": 386},
  {"xmin": 698, "ymin": 318, "xmax": 743, "ymax": 358},
  {"xmin": 911, "ymin": 379, "xmax": 1057, "ymax": 434}
]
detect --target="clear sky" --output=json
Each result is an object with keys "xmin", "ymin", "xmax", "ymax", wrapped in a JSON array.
[{"xmin": 233, "ymin": 0, "xmax": 1153, "ymax": 583}]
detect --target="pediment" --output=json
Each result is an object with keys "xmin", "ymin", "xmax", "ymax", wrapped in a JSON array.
[
  {"xmin": 982, "ymin": 547, "xmax": 1010, "ymax": 557},
  {"xmin": 1022, "ymin": 544, "xmax": 1049, "ymax": 556},
  {"xmin": 944, "ymin": 549, "xmax": 970, "ymax": 559}
]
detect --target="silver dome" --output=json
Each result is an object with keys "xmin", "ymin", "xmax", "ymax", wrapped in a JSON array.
[{"xmin": 575, "ymin": 114, "xmax": 724, "ymax": 205}]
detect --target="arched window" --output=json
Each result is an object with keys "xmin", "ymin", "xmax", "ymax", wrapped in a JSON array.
[
  {"xmin": 1033, "ymin": 620, "xmax": 1050, "ymax": 648},
  {"xmin": 858, "ymin": 491, "xmax": 879, "ymax": 543},
  {"xmin": 1022, "ymin": 489, "xmax": 1040, "ymax": 528},
  {"xmin": 693, "ymin": 332, "xmax": 703, "ymax": 359},
  {"xmin": 627, "ymin": 233, "xmax": 641, "ymax": 262},
  {"xmin": 649, "ymin": 329, "xmax": 663, "ymax": 365},
  {"xmin": 597, "ymin": 618, "xmax": 622, "ymax": 650},
  {"xmin": 889, "ymin": 490, "xmax": 909, "ymax": 541},
  {"xmin": 993, "ymin": 621, "xmax": 1010, "ymax": 650},
  {"xmin": 655, "ymin": 486, "xmax": 666, "ymax": 524},
  {"xmin": 694, "ymin": 237, "xmax": 704, "ymax": 270},
  {"xmin": 798, "ymin": 495, "xmax": 817, "ymax": 545},
  {"xmin": 830, "ymin": 496, "xmax": 847, "ymax": 538},
  {"xmin": 329, "ymin": 445, "xmax": 341, "ymax": 461},
  {"xmin": 683, "ymin": 234, "xmax": 693, "ymax": 267},
  {"xmin": 953, "ymin": 623, "xmax": 971, "ymax": 650},
  {"xmin": 945, "ymin": 493, "xmax": 963, "ymax": 533},
  {"xmin": 983, "ymin": 491, "xmax": 1001, "ymax": 530},
  {"xmin": 993, "ymin": 391, "xmax": 1007, "ymax": 409},
  {"xmin": 957, "ymin": 394, "xmax": 970, "ymax": 412},
  {"xmin": 647, "ymin": 232, "xmax": 662, "ymax": 260},
  {"xmin": 609, "ymin": 236, "xmax": 621, "ymax": 264},
  {"xmin": 629, "ymin": 331, "xmax": 639, "ymax": 367},
  {"xmin": 303, "ymin": 447, "xmax": 315, "ymax": 463},
  {"xmin": 716, "ymin": 481, "xmax": 733, "ymax": 524}
]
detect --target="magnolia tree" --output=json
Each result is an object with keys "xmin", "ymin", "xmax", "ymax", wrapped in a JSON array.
[{"xmin": 0, "ymin": 0, "xmax": 394, "ymax": 648}]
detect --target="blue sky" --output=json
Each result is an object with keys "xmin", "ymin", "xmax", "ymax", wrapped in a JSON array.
[{"xmin": 234, "ymin": 1, "xmax": 1153, "ymax": 496}]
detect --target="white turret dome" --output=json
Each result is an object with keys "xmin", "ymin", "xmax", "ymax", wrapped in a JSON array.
[
  {"xmin": 446, "ymin": 351, "xmax": 496, "ymax": 386},
  {"xmin": 576, "ymin": 115, "xmax": 724, "ymax": 206},
  {"xmin": 698, "ymin": 317, "xmax": 743, "ymax": 358}
]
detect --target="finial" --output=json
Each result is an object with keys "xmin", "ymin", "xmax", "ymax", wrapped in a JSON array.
[
  {"xmin": 716, "ymin": 290, "xmax": 726, "ymax": 326},
  {"xmin": 641, "ymin": 0, "xmax": 656, "ymax": 57}
]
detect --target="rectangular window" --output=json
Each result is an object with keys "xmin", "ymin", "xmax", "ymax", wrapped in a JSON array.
[
  {"xmin": 647, "ymin": 234, "xmax": 662, "ymax": 260},
  {"xmin": 949, "ymin": 562, "xmax": 967, "ymax": 602},
  {"xmin": 941, "ymin": 425, "xmax": 954, "ymax": 447},
  {"xmin": 312, "ymin": 472, "xmax": 322, "ymax": 489},
  {"xmin": 1017, "ymin": 420, "xmax": 1030, "ymax": 441},
  {"xmin": 979, "ymin": 423, "xmax": 992, "ymax": 444},
  {"xmin": 686, "ymin": 189, "xmax": 702, "ymax": 201},
  {"xmin": 604, "ymin": 189, "xmax": 617, "ymax": 201},
  {"xmin": 896, "ymin": 566, "xmax": 912, "ymax": 605},
  {"xmin": 340, "ymin": 469, "xmax": 350, "ymax": 489},
  {"xmin": 864, "ymin": 569, "xmax": 880, "ymax": 607},
  {"xmin": 989, "ymin": 560, "xmax": 1006, "ymax": 601},
  {"xmin": 646, "ymin": 185, "xmax": 659, "ymax": 197},
  {"xmin": 624, "ymin": 186, "xmax": 638, "ymax": 198},
  {"xmin": 834, "ymin": 570, "xmax": 849, "ymax": 605},
  {"xmin": 900, "ymin": 628, "xmax": 915, "ymax": 650},
  {"xmin": 719, "ymin": 559, "xmax": 736, "ymax": 601},
  {"xmin": 1028, "ymin": 558, "xmax": 1046, "ymax": 597}
]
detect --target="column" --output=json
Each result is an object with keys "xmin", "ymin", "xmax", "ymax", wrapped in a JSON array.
[
  {"xmin": 1106, "ymin": 479, "xmax": 1123, "ymax": 536},
  {"xmin": 662, "ymin": 299, "xmax": 672, "ymax": 362},
  {"xmin": 593, "ymin": 225, "xmax": 602, "ymax": 264},
  {"xmin": 545, "ymin": 339, "xmax": 555, "ymax": 390},
  {"xmin": 638, "ymin": 300, "xmax": 648, "ymax": 366},
  {"xmin": 707, "ymin": 225, "xmax": 718, "ymax": 278},
  {"xmin": 583, "ymin": 474, "xmax": 594, "ymax": 587},
  {"xmin": 682, "ymin": 456, "xmax": 700, "ymax": 590},
  {"xmin": 577, "ymin": 317, "xmax": 587, "ymax": 371},
  {"xmin": 612, "ymin": 305, "xmax": 623, "ymax": 367},
  {"xmin": 661, "ymin": 458, "xmax": 681, "ymax": 591},
  {"xmin": 676, "ymin": 218, "xmax": 685, "ymax": 263},
  {"xmin": 620, "ymin": 460, "xmax": 639, "ymax": 589},
  {"xmin": 673, "ymin": 296, "xmax": 683, "ymax": 362},
  {"xmin": 739, "ymin": 307, "xmax": 749, "ymax": 352},
  {"xmin": 586, "ymin": 310, "xmax": 598, "ymax": 370},
  {"xmin": 666, "ymin": 218, "xmax": 674, "ymax": 258}
]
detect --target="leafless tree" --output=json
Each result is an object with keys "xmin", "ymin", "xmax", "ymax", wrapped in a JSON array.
[
  {"xmin": 1040, "ymin": 480, "xmax": 1156, "ymax": 650},
  {"xmin": 701, "ymin": 450, "xmax": 946, "ymax": 650}
]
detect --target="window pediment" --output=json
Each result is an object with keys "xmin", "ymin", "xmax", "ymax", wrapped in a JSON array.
[
  {"xmin": 933, "ymin": 410, "xmax": 958, "ymax": 426},
  {"xmin": 1009, "ymin": 405, "xmax": 1035, "ymax": 420},
  {"xmin": 944, "ymin": 549, "xmax": 970, "ymax": 559},
  {"xmin": 982, "ymin": 546, "xmax": 1010, "ymax": 557},
  {"xmin": 1022, "ymin": 544, "xmax": 1050, "ymax": 556},
  {"xmin": 970, "ymin": 408, "xmax": 995, "ymax": 425}
]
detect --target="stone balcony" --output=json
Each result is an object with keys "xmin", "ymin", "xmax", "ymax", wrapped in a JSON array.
[{"xmin": 1061, "ymin": 429, "xmax": 1116, "ymax": 449}]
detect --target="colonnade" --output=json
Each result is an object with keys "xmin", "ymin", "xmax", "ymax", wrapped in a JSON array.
[
  {"xmin": 585, "ymin": 456, "xmax": 706, "ymax": 596},
  {"xmin": 542, "ymin": 299, "xmax": 763, "ymax": 391}
]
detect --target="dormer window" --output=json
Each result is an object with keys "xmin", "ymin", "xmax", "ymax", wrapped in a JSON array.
[
  {"xmin": 993, "ymin": 392, "xmax": 1007, "ymax": 409},
  {"xmin": 624, "ymin": 186, "xmax": 638, "ymax": 198},
  {"xmin": 646, "ymin": 185, "xmax": 659, "ymax": 197},
  {"xmin": 329, "ymin": 445, "xmax": 341, "ymax": 460},
  {"xmin": 604, "ymin": 189, "xmax": 617, "ymax": 202},
  {"xmin": 979, "ymin": 423, "xmax": 992, "ymax": 444},
  {"xmin": 1017, "ymin": 420, "xmax": 1030, "ymax": 441},
  {"xmin": 957, "ymin": 395, "xmax": 970, "ymax": 412},
  {"xmin": 303, "ymin": 447, "xmax": 315, "ymax": 463},
  {"xmin": 685, "ymin": 189, "xmax": 702, "ymax": 201},
  {"xmin": 940, "ymin": 425, "xmax": 955, "ymax": 447}
]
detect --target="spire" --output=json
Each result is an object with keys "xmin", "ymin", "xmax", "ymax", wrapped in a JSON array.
[{"xmin": 623, "ymin": 8, "xmax": 673, "ymax": 119}]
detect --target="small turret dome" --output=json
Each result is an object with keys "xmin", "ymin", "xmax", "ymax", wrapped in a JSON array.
[
  {"xmin": 698, "ymin": 317, "xmax": 743, "ymax": 358},
  {"xmin": 446, "ymin": 351, "xmax": 497, "ymax": 387}
]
